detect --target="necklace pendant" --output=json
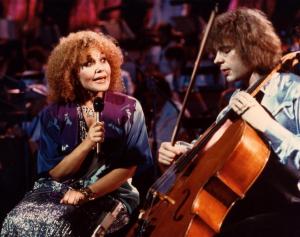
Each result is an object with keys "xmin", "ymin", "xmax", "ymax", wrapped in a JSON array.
[
  {"xmin": 82, "ymin": 105, "xmax": 95, "ymax": 118},
  {"xmin": 87, "ymin": 109, "xmax": 94, "ymax": 117}
]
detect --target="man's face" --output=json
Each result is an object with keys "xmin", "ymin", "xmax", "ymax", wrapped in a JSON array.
[{"xmin": 213, "ymin": 47, "xmax": 251, "ymax": 82}]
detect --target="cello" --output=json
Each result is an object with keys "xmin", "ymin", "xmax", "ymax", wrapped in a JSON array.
[{"xmin": 126, "ymin": 48, "xmax": 300, "ymax": 236}]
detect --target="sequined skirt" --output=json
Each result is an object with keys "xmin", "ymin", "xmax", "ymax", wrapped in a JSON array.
[{"xmin": 1, "ymin": 178, "xmax": 129, "ymax": 237}]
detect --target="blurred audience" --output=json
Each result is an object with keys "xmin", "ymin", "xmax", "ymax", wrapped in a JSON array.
[
  {"xmin": 146, "ymin": 0, "xmax": 188, "ymax": 30},
  {"xmin": 97, "ymin": 4, "xmax": 135, "ymax": 44},
  {"xmin": 68, "ymin": 0, "xmax": 98, "ymax": 32}
]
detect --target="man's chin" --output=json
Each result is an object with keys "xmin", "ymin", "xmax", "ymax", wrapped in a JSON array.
[{"xmin": 226, "ymin": 76, "xmax": 235, "ymax": 82}]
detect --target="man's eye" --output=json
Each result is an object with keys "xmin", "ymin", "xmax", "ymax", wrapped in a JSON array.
[{"xmin": 221, "ymin": 47, "xmax": 232, "ymax": 54}]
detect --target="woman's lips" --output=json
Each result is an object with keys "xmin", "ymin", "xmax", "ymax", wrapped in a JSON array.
[{"xmin": 93, "ymin": 77, "xmax": 106, "ymax": 82}]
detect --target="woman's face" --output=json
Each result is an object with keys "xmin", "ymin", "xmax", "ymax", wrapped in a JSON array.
[
  {"xmin": 213, "ymin": 47, "xmax": 251, "ymax": 83},
  {"xmin": 78, "ymin": 48, "xmax": 111, "ymax": 96}
]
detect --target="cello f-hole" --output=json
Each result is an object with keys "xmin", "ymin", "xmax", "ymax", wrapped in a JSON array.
[{"xmin": 173, "ymin": 189, "xmax": 191, "ymax": 221}]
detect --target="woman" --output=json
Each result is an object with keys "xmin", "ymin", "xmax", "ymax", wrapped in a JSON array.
[
  {"xmin": 158, "ymin": 8, "xmax": 300, "ymax": 236},
  {"xmin": 1, "ymin": 31, "xmax": 153, "ymax": 236}
]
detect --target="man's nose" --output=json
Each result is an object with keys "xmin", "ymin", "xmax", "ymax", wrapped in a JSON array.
[{"xmin": 213, "ymin": 52, "xmax": 223, "ymax": 64}]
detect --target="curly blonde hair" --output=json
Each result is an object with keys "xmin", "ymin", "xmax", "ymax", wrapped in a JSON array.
[
  {"xmin": 46, "ymin": 31, "xmax": 124, "ymax": 103},
  {"xmin": 208, "ymin": 8, "xmax": 282, "ymax": 74}
]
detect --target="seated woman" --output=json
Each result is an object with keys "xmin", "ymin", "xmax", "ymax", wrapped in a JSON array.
[{"xmin": 1, "ymin": 30, "xmax": 153, "ymax": 236}]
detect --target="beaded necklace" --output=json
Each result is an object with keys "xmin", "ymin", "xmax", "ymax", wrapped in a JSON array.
[{"xmin": 81, "ymin": 105, "xmax": 95, "ymax": 118}]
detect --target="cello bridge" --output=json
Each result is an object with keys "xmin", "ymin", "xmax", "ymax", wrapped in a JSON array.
[{"xmin": 152, "ymin": 191, "xmax": 176, "ymax": 205}]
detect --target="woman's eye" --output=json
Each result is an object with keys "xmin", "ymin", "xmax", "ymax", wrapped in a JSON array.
[
  {"xmin": 82, "ymin": 61, "xmax": 93, "ymax": 67},
  {"xmin": 100, "ymin": 58, "xmax": 107, "ymax": 63}
]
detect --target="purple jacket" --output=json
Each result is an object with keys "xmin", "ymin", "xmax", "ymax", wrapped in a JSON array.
[{"xmin": 37, "ymin": 91, "xmax": 153, "ymax": 178}]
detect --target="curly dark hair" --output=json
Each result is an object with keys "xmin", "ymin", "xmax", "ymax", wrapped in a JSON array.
[
  {"xmin": 46, "ymin": 31, "xmax": 124, "ymax": 103},
  {"xmin": 208, "ymin": 8, "xmax": 282, "ymax": 74}
]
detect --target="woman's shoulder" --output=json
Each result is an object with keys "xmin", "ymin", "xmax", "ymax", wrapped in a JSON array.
[
  {"xmin": 40, "ymin": 102, "xmax": 77, "ymax": 120},
  {"xmin": 103, "ymin": 92, "xmax": 144, "ymax": 125},
  {"xmin": 105, "ymin": 91, "xmax": 140, "ymax": 108}
]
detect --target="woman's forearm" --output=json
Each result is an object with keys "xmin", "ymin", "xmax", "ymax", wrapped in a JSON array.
[
  {"xmin": 49, "ymin": 138, "xmax": 94, "ymax": 180},
  {"xmin": 89, "ymin": 166, "xmax": 137, "ymax": 198}
]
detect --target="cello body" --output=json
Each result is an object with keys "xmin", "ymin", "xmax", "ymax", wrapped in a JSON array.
[{"xmin": 127, "ymin": 119, "xmax": 270, "ymax": 237}]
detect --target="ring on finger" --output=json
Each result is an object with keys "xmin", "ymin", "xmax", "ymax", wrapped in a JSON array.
[{"xmin": 241, "ymin": 106, "xmax": 250, "ymax": 114}]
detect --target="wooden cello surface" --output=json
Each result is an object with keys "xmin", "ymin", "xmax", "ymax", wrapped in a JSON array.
[{"xmin": 127, "ymin": 119, "xmax": 270, "ymax": 237}]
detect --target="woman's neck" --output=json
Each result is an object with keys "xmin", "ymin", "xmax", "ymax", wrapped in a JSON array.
[
  {"xmin": 83, "ymin": 100, "xmax": 93, "ymax": 107},
  {"xmin": 82, "ymin": 92, "xmax": 105, "ymax": 106}
]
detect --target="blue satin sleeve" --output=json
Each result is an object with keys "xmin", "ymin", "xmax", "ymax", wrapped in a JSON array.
[{"xmin": 262, "ymin": 72, "xmax": 300, "ymax": 172}]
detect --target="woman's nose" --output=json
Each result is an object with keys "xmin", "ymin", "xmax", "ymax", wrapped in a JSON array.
[
  {"xmin": 95, "ymin": 64, "xmax": 103, "ymax": 73},
  {"xmin": 95, "ymin": 67, "xmax": 102, "ymax": 73}
]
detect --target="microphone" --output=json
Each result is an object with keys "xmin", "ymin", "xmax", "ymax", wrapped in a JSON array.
[{"xmin": 93, "ymin": 97, "xmax": 105, "ymax": 154}]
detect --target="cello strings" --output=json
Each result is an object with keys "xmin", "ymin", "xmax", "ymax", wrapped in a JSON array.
[{"xmin": 152, "ymin": 121, "xmax": 221, "ymax": 192}]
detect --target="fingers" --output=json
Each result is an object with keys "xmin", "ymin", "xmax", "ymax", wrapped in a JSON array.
[
  {"xmin": 159, "ymin": 142, "xmax": 182, "ymax": 156},
  {"xmin": 60, "ymin": 189, "xmax": 85, "ymax": 205},
  {"xmin": 158, "ymin": 142, "xmax": 187, "ymax": 165},
  {"xmin": 88, "ymin": 121, "xmax": 105, "ymax": 143},
  {"xmin": 93, "ymin": 122, "xmax": 105, "ymax": 142},
  {"xmin": 158, "ymin": 143, "xmax": 176, "ymax": 165},
  {"xmin": 230, "ymin": 91, "xmax": 257, "ymax": 115},
  {"xmin": 158, "ymin": 153, "xmax": 175, "ymax": 165},
  {"xmin": 229, "ymin": 91, "xmax": 272, "ymax": 132}
]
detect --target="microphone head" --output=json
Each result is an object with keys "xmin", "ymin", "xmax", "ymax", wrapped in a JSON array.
[{"xmin": 93, "ymin": 97, "xmax": 104, "ymax": 112}]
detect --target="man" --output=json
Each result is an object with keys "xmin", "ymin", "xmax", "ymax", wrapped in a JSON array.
[{"xmin": 158, "ymin": 8, "xmax": 300, "ymax": 236}]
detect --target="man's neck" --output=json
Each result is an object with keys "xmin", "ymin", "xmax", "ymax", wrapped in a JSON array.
[{"xmin": 249, "ymin": 72, "xmax": 265, "ymax": 86}]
